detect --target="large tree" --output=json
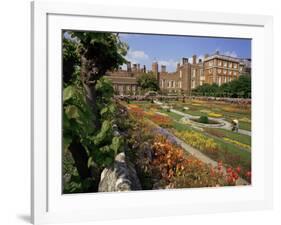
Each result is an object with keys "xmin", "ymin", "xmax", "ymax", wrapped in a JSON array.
[
  {"xmin": 63, "ymin": 31, "xmax": 128, "ymax": 192},
  {"xmin": 137, "ymin": 72, "xmax": 159, "ymax": 92}
]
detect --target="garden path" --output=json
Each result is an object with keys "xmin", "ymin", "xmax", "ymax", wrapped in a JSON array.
[
  {"xmin": 151, "ymin": 123, "xmax": 249, "ymax": 186},
  {"xmin": 170, "ymin": 109, "xmax": 251, "ymax": 136}
]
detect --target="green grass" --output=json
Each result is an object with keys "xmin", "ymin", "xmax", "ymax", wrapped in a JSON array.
[
  {"xmin": 128, "ymin": 100, "xmax": 251, "ymax": 180},
  {"xmin": 158, "ymin": 109, "xmax": 183, "ymax": 121},
  {"xmin": 204, "ymin": 128, "xmax": 251, "ymax": 146},
  {"xmin": 239, "ymin": 121, "xmax": 251, "ymax": 131}
]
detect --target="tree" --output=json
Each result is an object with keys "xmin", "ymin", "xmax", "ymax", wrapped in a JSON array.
[
  {"xmin": 191, "ymin": 75, "xmax": 251, "ymax": 98},
  {"xmin": 63, "ymin": 31, "xmax": 128, "ymax": 192},
  {"xmin": 137, "ymin": 72, "xmax": 159, "ymax": 92}
]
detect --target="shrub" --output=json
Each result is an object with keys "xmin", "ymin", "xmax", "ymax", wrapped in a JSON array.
[{"xmin": 198, "ymin": 115, "xmax": 209, "ymax": 124}]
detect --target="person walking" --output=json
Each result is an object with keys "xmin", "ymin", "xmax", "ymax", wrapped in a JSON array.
[{"xmin": 232, "ymin": 119, "xmax": 239, "ymax": 132}]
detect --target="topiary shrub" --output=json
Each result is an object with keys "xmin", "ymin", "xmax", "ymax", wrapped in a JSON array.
[{"xmin": 198, "ymin": 115, "xmax": 209, "ymax": 124}]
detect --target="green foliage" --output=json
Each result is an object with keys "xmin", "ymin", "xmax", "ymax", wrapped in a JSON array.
[
  {"xmin": 192, "ymin": 75, "xmax": 251, "ymax": 98},
  {"xmin": 63, "ymin": 36, "xmax": 80, "ymax": 84},
  {"xmin": 62, "ymin": 31, "xmax": 129, "ymax": 193},
  {"xmin": 137, "ymin": 72, "xmax": 159, "ymax": 91},
  {"xmin": 70, "ymin": 31, "xmax": 128, "ymax": 77},
  {"xmin": 198, "ymin": 115, "xmax": 209, "ymax": 124}
]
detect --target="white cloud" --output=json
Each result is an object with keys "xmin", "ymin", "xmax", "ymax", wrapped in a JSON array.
[
  {"xmin": 158, "ymin": 59, "xmax": 178, "ymax": 72},
  {"xmin": 125, "ymin": 49, "xmax": 149, "ymax": 64},
  {"xmin": 214, "ymin": 48, "xmax": 238, "ymax": 58},
  {"xmin": 223, "ymin": 51, "xmax": 238, "ymax": 58}
]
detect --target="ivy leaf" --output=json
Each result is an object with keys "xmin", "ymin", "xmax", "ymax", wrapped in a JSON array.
[
  {"xmin": 63, "ymin": 86, "xmax": 75, "ymax": 101},
  {"xmin": 87, "ymin": 156, "xmax": 94, "ymax": 168},
  {"xmin": 65, "ymin": 105, "xmax": 80, "ymax": 119},
  {"xmin": 100, "ymin": 107, "xmax": 108, "ymax": 116},
  {"xmin": 92, "ymin": 120, "xmax": 111, "ymax": 145},
  {"xmin": 110, "ymin": 136, "xmax": 123, "ymax": 155}
]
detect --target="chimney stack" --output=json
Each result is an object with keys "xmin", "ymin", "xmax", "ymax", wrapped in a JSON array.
[
  {"xmin": 152, "ymin": 62, "xmax": 158, "ymax": 74},
  {"xmin": 215, "ymin": 50, "xmax": 220, "ymax": 55},
  {"xmin": 192, "ymin": 55, "xmax": 197, "ymax": 64},
  {"xmin": 127, "ymin": 61, "xmax": 131, "ymax": 72},
  {"xmin": 161, "ymin": 65, "xmax": 166, "ymax": 73},
  {"xmin": 182, "ymin": 57, "xmax": 188, "ymax": 65},
  {"xmin": 177, "ymin": 63, "xmax": 180, "ymax": 71},
  {"xmin": 137, "ymin": 64, "xmax": 140, "ymax": 72},
  {"xmin": 143, "ymin": 65, "xmax": 146, "ymax": 73}
]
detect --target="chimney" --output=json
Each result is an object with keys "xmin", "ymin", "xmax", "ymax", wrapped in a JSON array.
[
  {"xmin": 132, "ymin": 64, "xmax": 137, "ymax": 72},
  {"xmin": 127, "ymin": 61, "xmax": 131, "ymax": 72},
  {"xmin": 143, "ymin": 65, "xmax": 146, "ymax": 73},
  {"xmin": 199, "ymin": 59, "xmax": 202, "ymax": 63},
  {"xmin": 152, "ymin": 62, "xmax": 158, "ymax": 74},
  {"xmin": 192, "ymin": 55, "xmax": 197, "ymax": 64},
  {"xmin": 177, "ymin": 63, "xmax": 180, "ymax": 71},
  {"xmin": 215, "ymin": 50, "xmax": 220, "ymax": 55},
  {"xmin": 137, "ymin": 64, "xmax": 140, "ymax": 72},
  {"xmin": 182, "ymin": 57, "xmax": 188, "ymax": 65},
  {"xmin": 204, "ymin": 54, "xmax": 209, "ymax": 58},
  {"xmin": 161, "ymin": 65, "xmax": 166, "ymax": 73}
]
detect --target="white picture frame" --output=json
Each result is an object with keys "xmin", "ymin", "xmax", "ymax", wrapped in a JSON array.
[{"xmin": 31, "ymin": 1, "xmax": 274, "ymax": 224}]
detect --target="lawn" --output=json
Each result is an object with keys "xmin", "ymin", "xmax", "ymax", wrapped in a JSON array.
[{"xmin": 126, "ymin": 100, "xmax": 252, "ymax": 181}]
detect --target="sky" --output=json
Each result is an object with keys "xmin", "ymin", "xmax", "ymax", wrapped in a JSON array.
[{"xmin": 119, "ymin": 33, "xmax": 251, "ymax": 72}]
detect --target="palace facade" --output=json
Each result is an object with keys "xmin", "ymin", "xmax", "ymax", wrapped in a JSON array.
[{"xmin": 105, "ymin": 51, "xmax": 250, "ymax": 95}]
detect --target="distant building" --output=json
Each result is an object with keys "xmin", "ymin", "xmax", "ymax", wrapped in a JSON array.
[{"xmin": 105, "ymin": 51, "xmax": 250, "ymax": 95}]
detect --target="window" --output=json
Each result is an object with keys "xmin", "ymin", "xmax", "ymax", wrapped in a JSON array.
[
  {"xmin": 218, "ymin": 60, "xmax": 222, "ymax": 66},
  {"xmin": 239, "ymin": 66, "xmax": 243, "ymax": 71},
  {"xmin": 234, "ymin": 72, "xmax": 237, "ymax": 76},
  {"xmin": 218, "ymin": 69, "xmax": 221, "ymax": 74},
  {"xmin": 223, "ymin": 61, "xmax": 227, "ymax": 67},
  {"xmin": 209, "ymin": 69, "xmax": 212, "ymax": 74},
  {"xmin": 233, "ymin": 63, "xmax": 237, "ymax": 69},
  {"xmin": 223, "ymin": 70, "xmax": 227, "ymax": 75},
  {"xmin": 179, "ymin": 81, "xmax": 182, "ymax": 88},
  {"xmin": 229, "ymin": 71, "xmax": 232, "ymax": 75},
  {"xmin": 229, "ymin": 62, "xmax": 232, "ymax": 68},
  {"xmin": 200, "ymin": 69, "xmax": 203, "ymax": 76},
  {"xmin": 209, "ymin": 60, "xmax": 213, "ymax": 66},
  {"xmin": 192, "ymin": 80, "xmax": 196, "ymax": 89},
  {"xmin": 192, "ymin": 69, "xmax": 196, "ymax": 78},
  {"xmin": 179, "ymin": 70, "xmax": 182, "ymax": 78}
]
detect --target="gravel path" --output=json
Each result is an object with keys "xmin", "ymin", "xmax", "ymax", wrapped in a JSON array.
[
  {"xmin": 151, "ymin": 124, "xmax": 249, "ymax": 186},
  {"xmin": 170, "ymin": 109, "xmax": 251, "ymax": 136}
]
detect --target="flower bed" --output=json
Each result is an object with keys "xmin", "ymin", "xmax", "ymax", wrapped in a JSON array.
[
  {"xmin": 223, "ymin": 137, "xmax": 251, "ymax": 151},
  {"xmin": 208, "ymin": 112, "xmax": 223, "ymax": 118},
  {"xmin": 174, "ymin": 131, "xmax": 219, "ymax": 154},
  {"xmin": 150, "ymin": 136, "xmax": 240, "ymax": 188}
]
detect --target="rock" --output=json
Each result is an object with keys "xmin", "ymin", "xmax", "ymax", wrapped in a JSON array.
[{"xmin": 98, "ymin": 152, "xmax": 142, "ymax": 192}]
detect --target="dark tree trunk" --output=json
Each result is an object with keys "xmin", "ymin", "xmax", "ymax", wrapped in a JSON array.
[
  {"xmin": 80, "ymin": 56, "xmax": 102, "ymax": 130},
  {"xmin": 68, "ymin": 138, "xmax": 91, "ymax": 180}
]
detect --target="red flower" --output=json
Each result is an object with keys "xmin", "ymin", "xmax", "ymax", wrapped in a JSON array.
[
  {"xmin": 246, "ymin": 171, "xmax": 251, "ymax": 177},
  {"xmin": 227, "ymin": 167, "xmax": 232, "ymax": 173},
  {"xmin": 236, "ymin": 166, "xmax": 241, "ymax": 173}
]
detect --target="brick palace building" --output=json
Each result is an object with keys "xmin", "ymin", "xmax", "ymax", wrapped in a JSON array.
[{"xmin": 105, "ymin": 51, "xmax": 250, "ymax": 95}]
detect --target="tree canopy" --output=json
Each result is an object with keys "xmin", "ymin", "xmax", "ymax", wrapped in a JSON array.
[
  {"xmin": 137, "ymin": 72, "xmax": 159, "ymax": 92},
  {"xmin": 192, "ymin": 75, "xmax": 251, "ymax": 98}
]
